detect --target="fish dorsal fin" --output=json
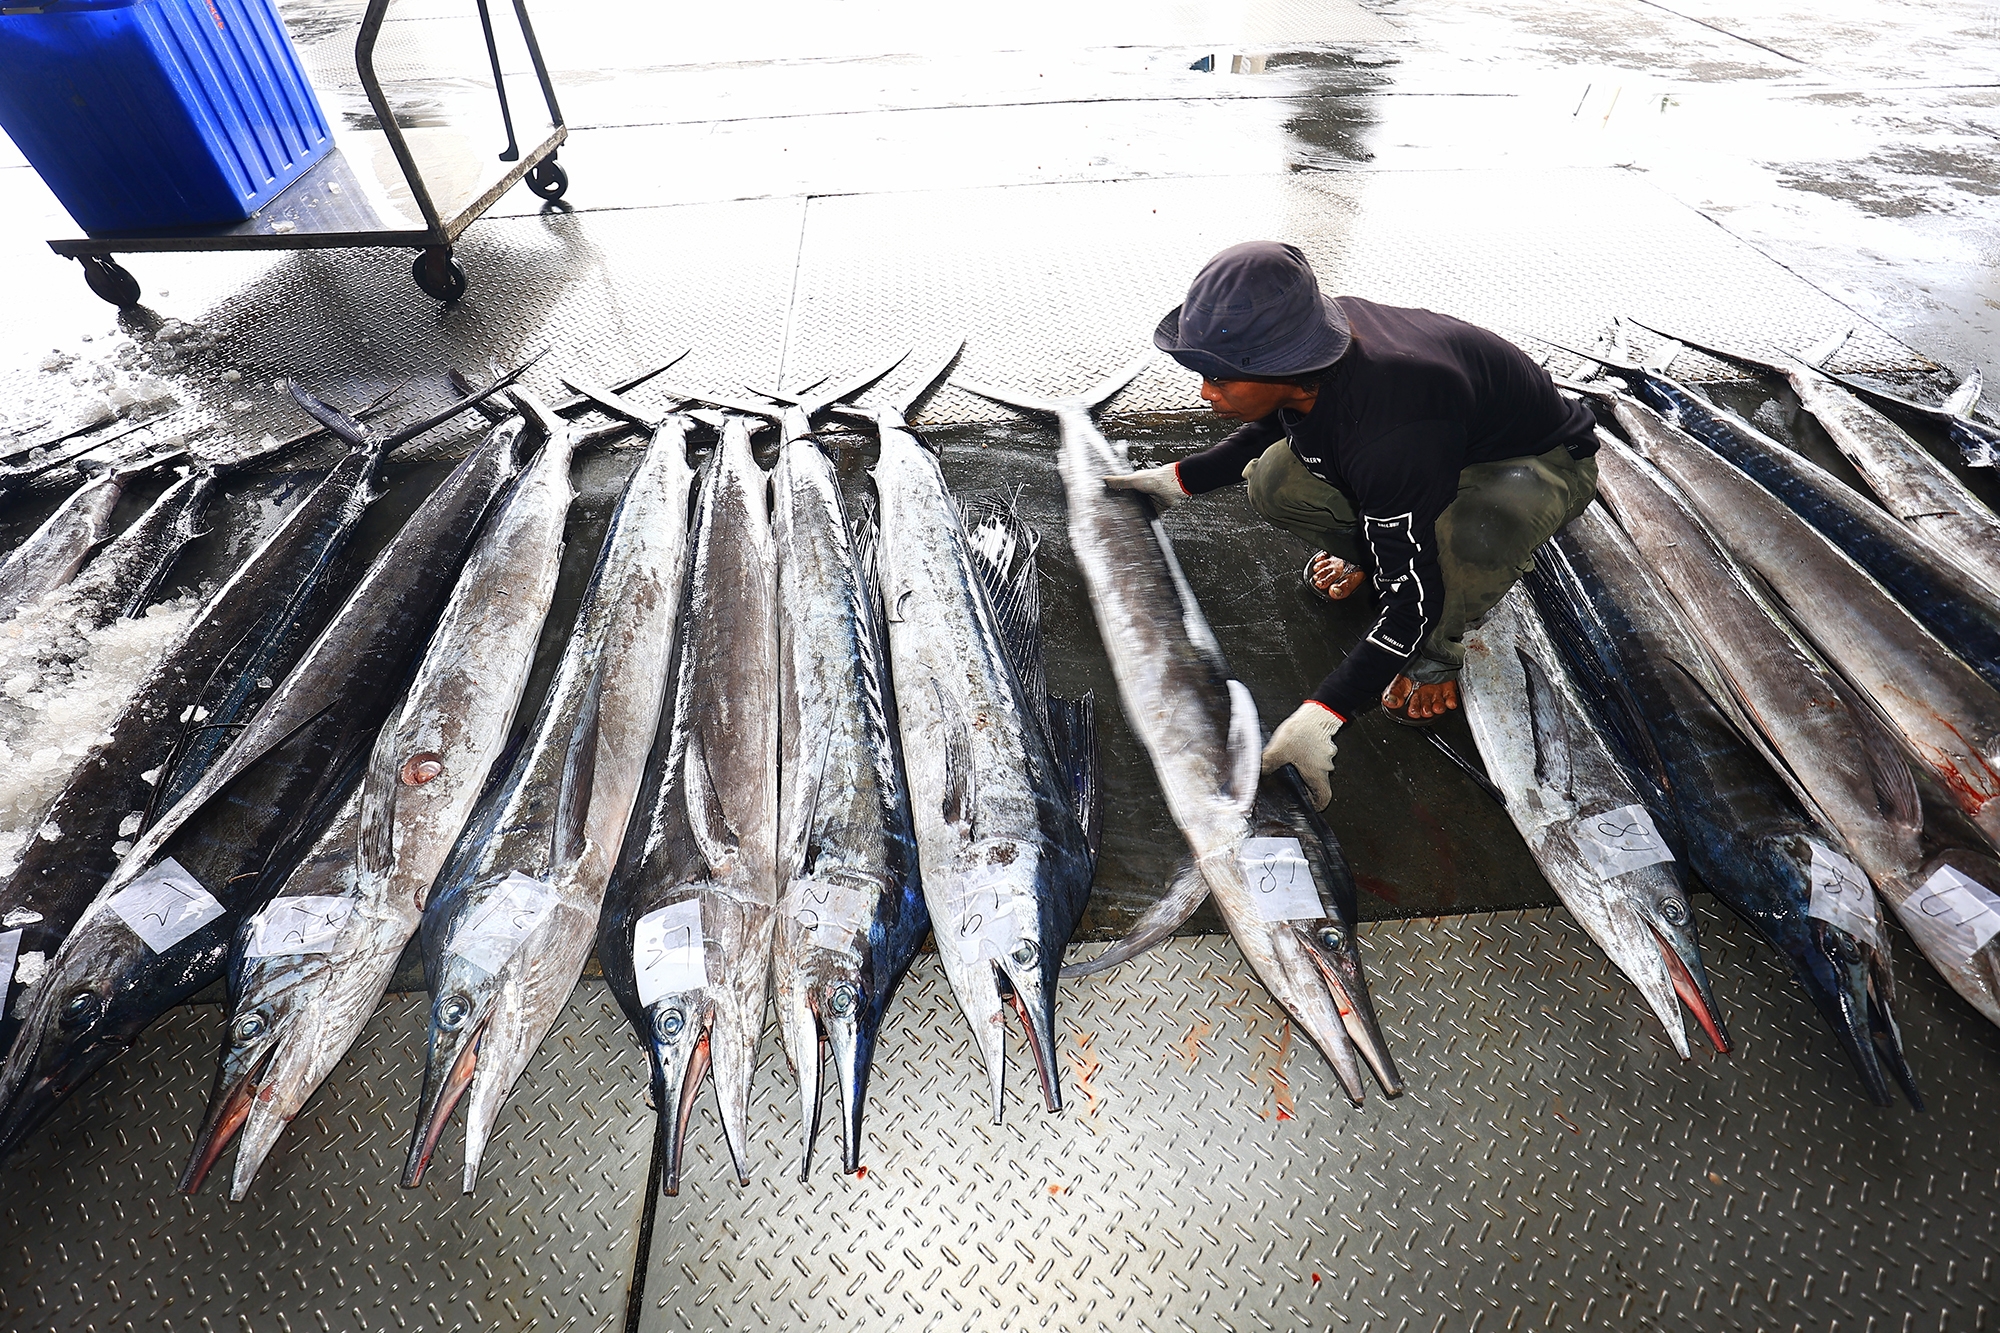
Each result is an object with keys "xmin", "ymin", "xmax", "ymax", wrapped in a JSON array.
[
  {"xmin": 959, "ymin": 492, "xmax": 1050, "ymax": 739},
  {"xmin": 683, "ymin": 732, "xmax": 738, "ymax": 876},
  {"xmin": 1046, "ymin": 692, "xmax": 1102, "ymax": 866},
  {"xmin": 1946, "ymin": 369, "xmax": 1984, "ymax": 420},
  {"xmin": 552, "ymin": 659, "xmax": 606, "ymax": 869},
  {"xmin": 1225, "ymin": 679, "xmax": 1262, "ymax": 818},
  {"xmin": 1517, "ymin": 646, "xmax": 1573, "ymax": 800}
]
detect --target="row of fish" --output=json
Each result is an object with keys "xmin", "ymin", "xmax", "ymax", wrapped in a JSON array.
[
  {"xmin": 1462, "ymin": 321, "xmax": 2000, "ymax": 1106},
  {"xmin": 0, "ymin": 340, "xmax": 1403, "ymax": 1202}
]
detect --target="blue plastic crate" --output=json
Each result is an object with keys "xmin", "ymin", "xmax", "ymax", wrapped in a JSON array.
[{"xmin": 0, "ymin": 0, "xmax": 333, "ymax": 233}]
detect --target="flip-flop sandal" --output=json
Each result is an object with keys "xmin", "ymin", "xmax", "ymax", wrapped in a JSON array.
[
  {"xmin": 1381, "ymin": 691, "xmax": 1448, "ymax": 729},
  {"xmin": 1302, "ymin": 551, "xmax": 1360, "ymax": 603}
]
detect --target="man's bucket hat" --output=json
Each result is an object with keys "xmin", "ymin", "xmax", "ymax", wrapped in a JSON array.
[{"xmin": 1154, "ymin": 240, "xmax": 1351, "ymax": 381}]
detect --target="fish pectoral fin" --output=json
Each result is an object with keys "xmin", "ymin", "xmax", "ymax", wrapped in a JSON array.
[
  {"xmin": 1062, "ymin": 857, "xmax": 1209, "ymax": 978},
  {"xmin": 1517, "ymin": 645, "xmax": 1573, "ymax": 801},
  {"xmin": 683, "ymin": 734, "xmax": 741, "ymax": 876},
  {"xmin": 936, "ymin": 683, "xmax": 977, "ymax": 838},
  {"xmin": 1825, "ymin": 672, "xmax": 1923, "ymax": 834},
  {"xmin": 1224, "ymin": 680, "xmax": 1262, "ymax": 819},
  {"xmin": 552, "ymin": 660, "xmax": 607, "ymax": 869}
]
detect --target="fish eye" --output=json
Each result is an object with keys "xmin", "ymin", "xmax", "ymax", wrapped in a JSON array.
[
  {"xmin": 1009, "ymin": 941, "xmax": 1038, "ymax": 968},
  {"xmin": 827, "ymin": 985, "xmax": 857, "ymax": 1017},
  {"xmin": 61, "ymin": 991, "xmax": 98, "ymax": 1025},
  {"xmin": 1317, "ymin": 926, "xmax": 1342, "ymax": 949},
  {"xmin": 1659, "ymin": 899, "xmax": 1688, "ymax": 926},
  {"xmin": 655, "ymin": 1007, "xmax": 686, "ymax": 1040},
  {"xmin": 232, "ymin": 1011, "xmax": 268, "ymax": 1044},
  {"xmin": 437, "ymin": 994, "xmax": 472, "ymax": 1031}
]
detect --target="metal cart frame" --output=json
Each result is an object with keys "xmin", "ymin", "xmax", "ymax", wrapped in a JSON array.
[{"xmin": 47, "ymin": 0, "xmax": 568, "ymax": 306}]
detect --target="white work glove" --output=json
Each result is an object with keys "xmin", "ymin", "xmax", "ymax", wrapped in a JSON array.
[
  {"xmin": 1261, "ymin": 701, "xmax": 1345, "ymax": 810},
  {"xmin": 1103, "ymin": 462, "xmax": 1189, "ymax": 511}
]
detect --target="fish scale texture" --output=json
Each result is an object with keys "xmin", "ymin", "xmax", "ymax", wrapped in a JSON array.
[{"xmin": 5, "ymin": 906, "xmax": 1994, "ymax": 1330}]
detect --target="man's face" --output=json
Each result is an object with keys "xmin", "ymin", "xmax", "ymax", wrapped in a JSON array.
[{"xmin": 1198, "ymin": 377, "xmax": 1307, "ymax": 422}]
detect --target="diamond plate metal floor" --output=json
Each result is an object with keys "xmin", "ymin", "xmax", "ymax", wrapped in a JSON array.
[
  {"xmin": 633, "ymin": 902, "xmax": 1998, "ymax": 1333},
  {"xmin": 2, "ymin": 906, "xmax": 1994, "ymax": 1331},
  {"xmin": 0, "ymin": 987, "xmax": 653, "ymax": 1333}
]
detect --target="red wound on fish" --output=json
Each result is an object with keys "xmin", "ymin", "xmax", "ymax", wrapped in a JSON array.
[{"xmin": 401, "ymin": 752, "xmax": 445, "ymax": 785}]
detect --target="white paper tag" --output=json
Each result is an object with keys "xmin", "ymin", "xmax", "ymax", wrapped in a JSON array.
[
  {"xmin": 452, "ymin": 871, "xmax": 558, "ymax": 974},
  {"xmin": 1237, "ymin": 837, "xmax": 1324, "ymax": 923},
  {"xmin": 634, "ymin": 899, "xmax": 707, "ymax": 1006},
  {"xmin": 109, "ymin": 857, "xmax": 226, "ymax": 953},
  {"xmin": 1574, "ymin": 804, "xmax": 1675, "ymax": 880},
  {"xmin": 0, "ymin": 929, "xmax": 19, "ymax": 995},
  {"xmin": 1905, "ymin": 865, "xmax": 2000, "ymax": 954},
  {"xmin": 245, "ymin": 895, "xmax": 357, "ymax": 958},
  {"xmin": 945, "ymin": 861, "xmax": 1035, "ymax": 965},
  {"xmin": 791, "ymin": 878, "xmax": 878, "ymax": 951},
  {"xmin": 1807, "ymin": 842, "xmax": 1885, "ymax": 954}
]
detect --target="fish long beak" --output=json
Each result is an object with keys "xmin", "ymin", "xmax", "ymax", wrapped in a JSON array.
[
  {"xmin": 1297, "ymin": 920, "xmax": 1403, "ymax": 1099},
  {"xmin": 648, "ymin": 997, "xmax": 719, "ymax": 1196},
  {"xmin": 180, "ymin": 1042, "xmax": 279, "ymax": 1195},
  {"xmin": 999, "ymin": 963, "xmax": 1063, "ymax": 1115},
  {"xmin": 1803, "ymin": 926, "xmax": 1894, "ymax": 1107},
  {"xmin": 1865, "ymin": 951, "xmax": 1922, "ymax": 1111},
  {"xmin": 825, "ymin": 1006, "xmax": 867, "ymax": 1176},
  {"xmin": 1649, "ymin": 925, "xmax": 1732, "ymax": 1055},
  {"xmin": 403, "ymin": 1019, "xmax": 484, "ymax": 1188}
]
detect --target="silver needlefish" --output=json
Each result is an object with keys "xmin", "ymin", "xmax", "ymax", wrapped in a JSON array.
[
  {"xmin": 1590, "ymin": 430, "xmax": 1998, "ymax": 1037},
  {"xmin": 742, "ymin": 354, "xmax": 934, "ymax": 1176},
  {"xmin": 181, "ymin": 391, "xmax": 584, "ymax": 1198},
  {"xmin": 1606, "ymin": 390, "xmax": 2000, "ymax": 854},
  {"xmin": 1822, "ymin": 364, "xmax": 2000, "ymax": 470},
  {"xmin": 1462, "ymin": 589, "xmax": 1724, "ymax": 1059},
  {"xmin": 0, "ymin": 459, "xmax": 141, "ymax": 619},
  {"xmin": 597, "ymin": 413, "xmax": 778, "ymax": 1194},
  {"xmin": 0, "ymin": 400, "xmax": 524, "ymax": 1158},
  {"xmin": 63, "ymin": 466, "xmax": 216, "ymax": 626},
  {"xmin": 405, "ymin": 415, "xmax": 692, "ymax": 1193},
  {"xmin": 866, "ymin": 353, "xmax": 1101, "ymax": 1119},
  {"xmin": 1553, "ymin": 332, "xmax": 2000, "ymax": 692},
  {"xmin": 958, "ymin": 356, "xmax": 1368, "ymax": 1107},
  {"xmin": 1529, "ymin": 501, "xmax": 1919, "ymax": 1104},
  {"xmin": 1629, "ymin": 320, "xmax": 2000, "ymax": 599}
]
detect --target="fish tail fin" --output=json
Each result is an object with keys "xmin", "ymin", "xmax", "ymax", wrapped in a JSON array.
[
  {"xmin": 954, "ymin": 377, "xmax": 1059, "ymax": 415},
  {"xmin": 1945, "ymin": 368, "xmax": 1984, "ymax": 420},
  {"xmin": 1225, "ymin": 679, "xmax": 1262, "ymax": 820},
  {"xmin": 1077, "ymin": 353, "xmax": 1155, "ymax": 411},
  {"xmin": 1046, "ymin": 692, "xmax": 1102, "ymax": 867},
  {"xmin": 1060, "ymin": 857, "xmax": 1209, "ymax": 978},
  {"xmin": 284, "ymin": 380, "xmax": 372, "ymax": 449},
  {"xmin": 891, "ymin": 340, "xmax": 964, "ymax": 418},
  {"xmin": 959, "ymin": 492, "xmax": 1050, "ymax": 731},
  {"xmin": 796, "ymin": 348, "xmax": 910, "ymax": 420},
  {"xmin": 1799, "ymin": 326, "xmax": 1853, "ymax": 369}
]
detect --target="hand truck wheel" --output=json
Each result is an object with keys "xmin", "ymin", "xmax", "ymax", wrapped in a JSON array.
[
  {"xmin": 412, "ymin": 247, "xmax": 468, "ymax": 303},
  {"xmin": 525, "ymin": 160, "xmax": 569, "ymax": 201},
  {"xmin": 80, "ymin": 256, "xmax": 142, "ymax": 308}
]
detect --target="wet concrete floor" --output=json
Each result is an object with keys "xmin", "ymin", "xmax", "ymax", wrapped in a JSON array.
[{"xmin": 0, "ymin": 0, "xmax": 1994, "ymax": 935}]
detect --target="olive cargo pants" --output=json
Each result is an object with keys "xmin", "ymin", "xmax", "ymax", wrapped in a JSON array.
[{"xmin": 1246, "ymin": 441, "xmax": 1599, "ymax": 685}]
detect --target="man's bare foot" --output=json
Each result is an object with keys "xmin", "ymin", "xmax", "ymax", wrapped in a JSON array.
[
  {"xmin": 1305, "ymin": 552, "xmax": 1365, "ymax": 601},
  {"xmin": 1381, "ymin": 674, "xmax": 1460, "ymax": 722}
]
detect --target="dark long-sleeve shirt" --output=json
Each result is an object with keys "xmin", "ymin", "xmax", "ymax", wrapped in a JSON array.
[{"xmin": 1176, "ymin": 296, "xmax": 1595, "ymax": 720}]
